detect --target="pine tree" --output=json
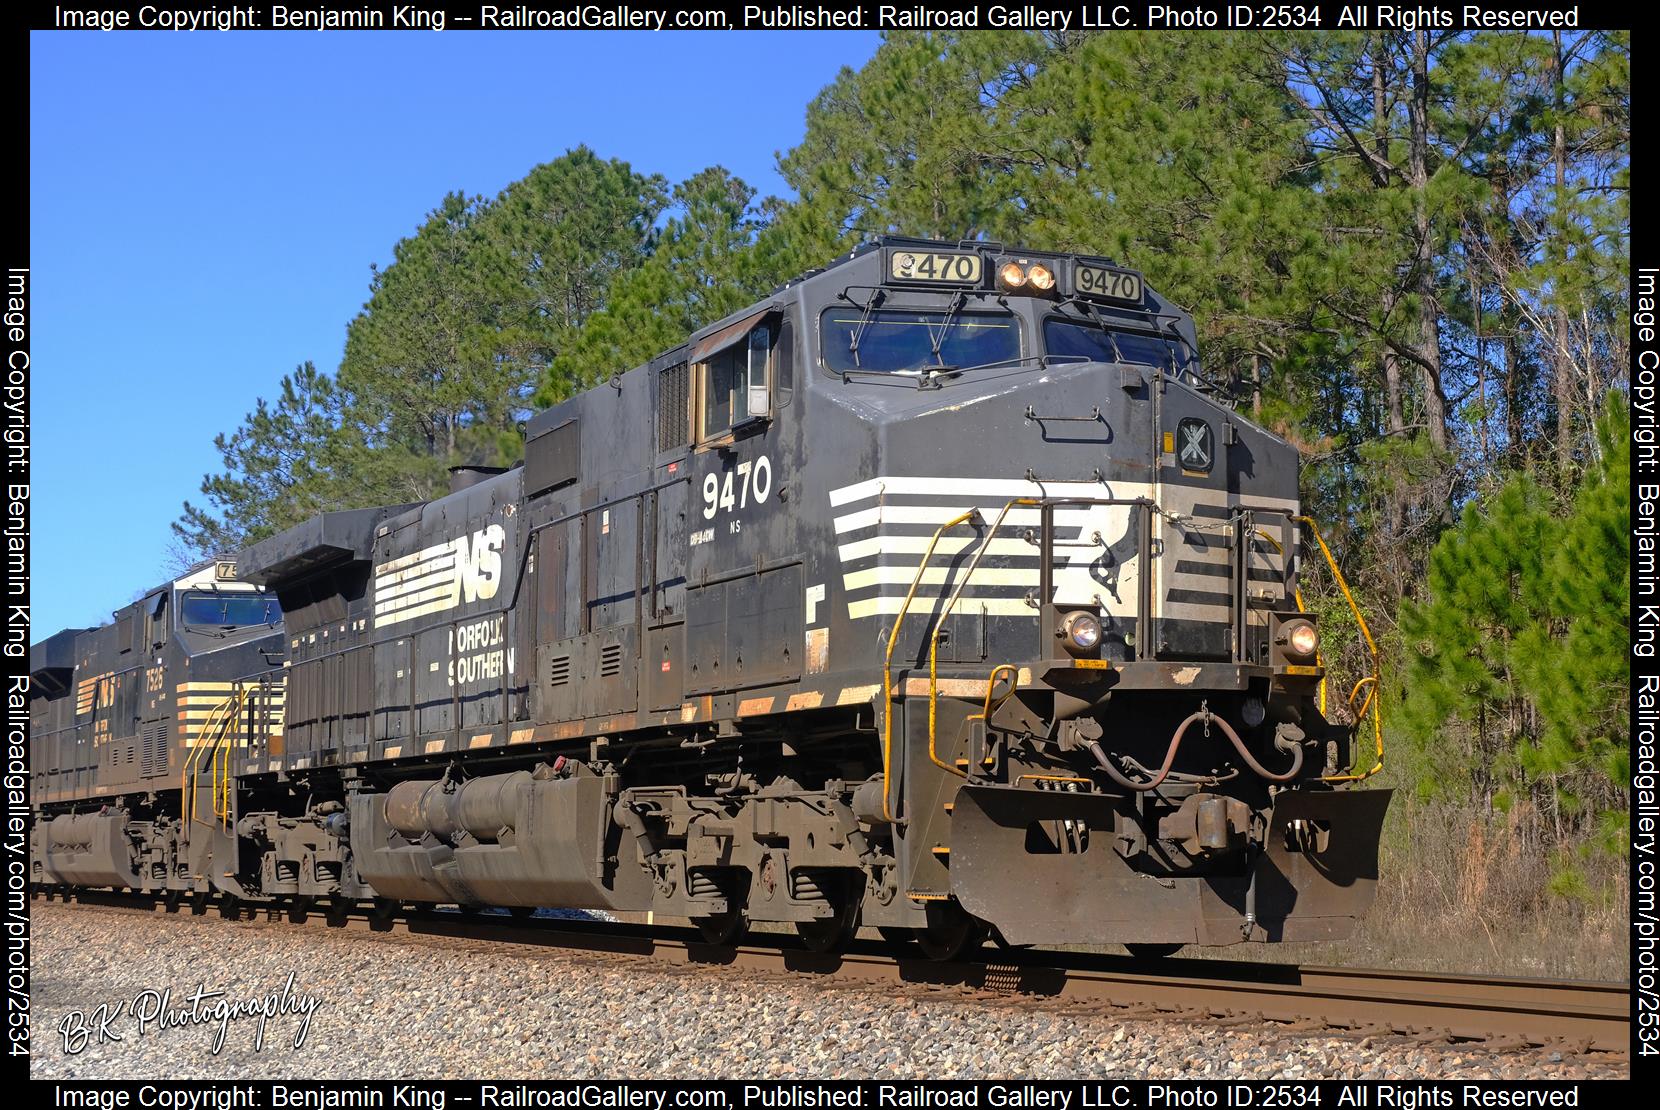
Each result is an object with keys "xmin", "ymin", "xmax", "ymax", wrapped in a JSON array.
[
  {"xmin": 536, "ymin": 167, "xmax": 776, "ymax": 405},
  {"xmin": 172, "ymin": 362, "xmax": 367, "ymax": 552}
]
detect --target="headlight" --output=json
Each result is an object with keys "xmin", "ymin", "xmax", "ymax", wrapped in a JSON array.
[
  {"xmin": 1060, "ymin": 610, "xmax": 1103, "ymax": 656},
  {"xmin": 1280, "ymin": 619, "xmax": 1319, "ymax": 660},
  {"xmin": 998, "ymin": 262, "xmax": 1028, "ymax": 289},
  {"xmin": 1027, "ymin": 263, "xmax": 1055, "ymax": 291}
]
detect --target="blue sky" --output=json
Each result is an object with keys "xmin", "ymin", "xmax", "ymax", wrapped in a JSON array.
[{"xmin": 29, "ymin": 30, "xmax": 881, "ymax": 635}]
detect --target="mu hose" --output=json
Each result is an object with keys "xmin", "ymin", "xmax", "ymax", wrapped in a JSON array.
[{"xmin": 1086, "ymin": 711, "xmax": 1304, "ymax": 792}]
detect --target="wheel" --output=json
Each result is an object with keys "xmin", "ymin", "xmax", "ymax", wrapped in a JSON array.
[
  {"xmin": 1125, "ymin": 942, "xmax": 1184, "ymax": 960},
  {"xmin": 162, "ymin": 891, "xmax": 182, "ymax": 914},
  {"xmin": 324, "ymin": 897, "xmax": 353, "ymax": 927},
  {"xmin": 286, "ymin": 897, "xmax": 313, "ymax": 924},
  {"xmin": 795, "ymin": 896, "xmax": 860, "ymax": 955},
  {"xmin": 877, "ymin": 926, "xmax": 916, "ymax": 951},
  {"xmin": 217, "ymin": 893, "xmax": 242, "ymax": 920},
  {"xmin": 369, "ymin": 898, "xmax": 400, "ymax": 928},
  {"xmin": 913, "ymin": 905, "xmax": 988, "ymax": 962},
  {"xmin": 884, "ymin": 904, "xmax": 987, "ymax": 962},
  {"xmin": 189, "ymin": 891, "xmax": 211, "ymax": 916},
  {"xmin": 692, "ymin": 909, "xmax": 749, "ymax": 946},
  {"xmin": 508, "ymin": 905, "xmax": 537, "ymax": 921}
]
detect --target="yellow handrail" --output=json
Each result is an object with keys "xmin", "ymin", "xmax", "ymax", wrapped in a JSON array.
[
  {"xmin": 882, "ymin": 508, "xmax": 982, "ymax": 823},
  {"xmin": 977, "ymin": 664, "xmax": 1020, "ymax": 724},
  {"xmin": 927, "ymin": 500, "xmax": 1037, "ymax": 777},
  {"xmin": 1292, "ymin": 516, "xmax": 1383, "ymax": 783},
  {"xmin": 211, "ymin": 687, "xmax": 250, "ymax": 827},
  {"xmin": 179, "ymin": 686, "xmax": 248, "ymax": 828},
  {"xmin": 181, "ymin": 692, "xmax": 234, "ymax": 826}
]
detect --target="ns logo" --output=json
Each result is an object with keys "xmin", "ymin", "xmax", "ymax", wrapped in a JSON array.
[
  {"xmin": 450, "ymin": 523, "xmax": 506, "ymax": 604},
  {"xmin": 374, "ymin": 522, "xmax": 509, "ymax": 628}
]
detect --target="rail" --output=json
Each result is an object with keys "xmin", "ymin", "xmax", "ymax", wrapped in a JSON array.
[{"xmin": 47, "ymin": 892, "xmax": 1632, "ymax": 1053}]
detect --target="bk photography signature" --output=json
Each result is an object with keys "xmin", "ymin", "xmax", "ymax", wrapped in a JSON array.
[{"xmin": 57, "ymin": 971, "xmax": 323, "ymax": 1056}]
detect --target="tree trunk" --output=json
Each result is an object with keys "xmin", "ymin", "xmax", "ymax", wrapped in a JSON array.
[
  {"xmin": 1408, "ymin": 31, "xmax": 1450, "ymax": 453},
  {"xmin": 1374, "ymin": 42, "xmax": 1408, "ymax": 440},
  {"xmin": 1551, "ymin": 30, "xmax": 1576, "ymax": 473},
  {"xmin": 1501, "ymin": 332, "xmax": 1523, "ymax": 460},
  {"xmin": 1375, "ymin": 37, "xmax": 1407, "ymax": 535}
]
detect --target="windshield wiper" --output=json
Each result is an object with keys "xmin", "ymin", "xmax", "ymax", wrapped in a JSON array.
[
  {"xmin": 839, "ymin": 367, "xmax": 927, "ymax": 386},
  {"xmin": 845, "ymin": 288, "xmax": 886, "ymax": 368},
  {"xmin": 1054, "ymin": 297, "xmax": 1235, "ymax": 398},
  {"xmin": 924, "ymin": 290, "xmax": 968, "ymax": 368}
]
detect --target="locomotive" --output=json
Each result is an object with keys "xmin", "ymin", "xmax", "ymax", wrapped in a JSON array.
[
  {"xmin": 32, "ymin": 238, "xmax": 1390, "ymax": 958},
  {"xmin": 30, "ymin": 558, "xmax": 284, "ymax": 905}
]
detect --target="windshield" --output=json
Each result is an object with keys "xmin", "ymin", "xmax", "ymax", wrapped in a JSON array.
[
  {"xmin": 180, "ymin": 592, "xmax": 281, "ymax": 630},
  {"xmin": 821, "ymin": 308, "xmax": 1020, "ymax": 374},
  {"xmin": 1044, "ymin": 317, "xmax": 1182, "ymax": 371}
]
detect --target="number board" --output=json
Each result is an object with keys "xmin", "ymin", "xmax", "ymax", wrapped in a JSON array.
[
  {"xmin": 887, "ymin": 249, "xmax": 983, "ymax": 285},
  {"xmin": 1074, "ymin": 262, "xmax": 1145, "ymax": 305}
]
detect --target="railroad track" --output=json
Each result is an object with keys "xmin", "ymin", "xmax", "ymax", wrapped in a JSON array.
[{"xmin": 37, "ymin": 890, "xmax": 1630, "ymax": 1054}]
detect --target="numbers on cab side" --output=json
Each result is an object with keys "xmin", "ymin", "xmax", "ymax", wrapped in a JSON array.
[{"xmin": 702, "ymin": 455, "xmax": 773, "ymax": 521}]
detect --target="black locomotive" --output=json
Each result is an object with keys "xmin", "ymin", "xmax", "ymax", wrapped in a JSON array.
[
  {"xmin": 32, "ymin": 239, "xmax": 1389, "ymax": 958},
  {"xmin": 30, "ymin": 559, "xmax": 284, "ymax": 904}
]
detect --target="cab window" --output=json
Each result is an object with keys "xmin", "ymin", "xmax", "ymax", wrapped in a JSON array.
[
  {"xmin": 1044, "ymin": 317, "xmax": 1182, "ymax": 371},
  {"xmin": 699, "ymin": 322, "xmax": 773, "ymax": 442},
  {"xmin": 180, "ymin": 592, "xmax": 281, "ymax": 630},
  {"xmin": 820, "ymin": 308, "xmax": 1020, "ymax": 374}
]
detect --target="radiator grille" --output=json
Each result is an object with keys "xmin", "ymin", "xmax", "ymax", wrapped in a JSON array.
[{"xmin": 657, "ymin": 363, "xmax": 689, "ymax": 452}]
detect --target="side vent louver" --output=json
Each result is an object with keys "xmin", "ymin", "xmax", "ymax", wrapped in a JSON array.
[
  {"xmin": 549, "ymin": 655, "xmax": 572, "ymax": 687},
  {"xmin": 600, "ymin": 643, "xmax": 624, "ymax": 678},
  {"xmin": 658, "ymin": 363, "xmax": 689, "ymax": 452},
  {"xmin": 526, "ymin": 418, "xmax": 581, "ymax": 497},
  {"xmin": 140, "ymin": 723, "xmax": 169, "ymax": 777}
]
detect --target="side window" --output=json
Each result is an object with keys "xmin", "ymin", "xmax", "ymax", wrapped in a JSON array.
[
  {"xmin": 775, "ymin": 318, "xmax": 794, "ymax": 408},
  {"xmin": 147, "ymin": 592, "xmax": 168, "ymax": 648},
  {"xmin": 116, "ymin": 610, "xmax": 135, "ymax": 654},
  {"xmin": 746, "ymin": 326, "xmax": 771, "ymax": 419},
  {"xmin": 698, "ymin": 322, "xmax": 773, "ymax": 443},
  {"xmin": 701, "ymin": 344, "xmax": 739, "ymax": 440}
]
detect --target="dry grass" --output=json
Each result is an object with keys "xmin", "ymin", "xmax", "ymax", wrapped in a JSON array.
[{"xmin": 1201, "ymin": 799, "xmax": 1630, "ymax": 982}]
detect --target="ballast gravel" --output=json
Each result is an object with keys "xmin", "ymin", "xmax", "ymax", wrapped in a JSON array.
[{"xmin": 28, "ymin": 900, "xmax": 1626, "ymax": 1081}]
